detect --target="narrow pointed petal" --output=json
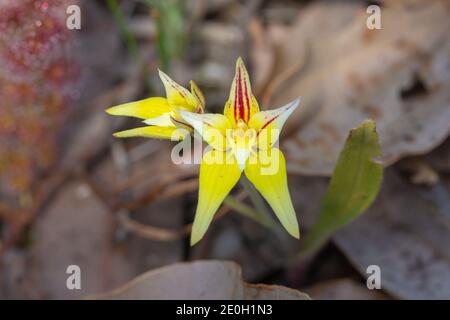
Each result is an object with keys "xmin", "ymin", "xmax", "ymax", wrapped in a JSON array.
[
  {"xmin": 179, "ymin": 111, "xmax": 231, "ymax": 151},
  {"xmin": 244, "ymin": 148, "xmax": 300, "ymax": 238},
  {"xmin": 158, "ymin": 69, "xmax": 198, "ymax": 111},
  {"xmin": 106, "ymin": 97, "xmax": 170, "ymax": 120},
  {"xmin": 113, "ymin": 126, "xmax": 187, "ymax": 141},
  {"xmin": 190, "ymin": 80, "xmax": 205, "ymax": 112},
  {"xmin": 224, "ymin": 57, "xmax": 260, "ymax": 126},
  {"xmin": 191, "ymin": 150, "xmax": 241, "ymax": 245},
  {"xmin": 143, "ymin": 113, "xmax": 174, "ymax": 127},
  {"xmin": 249, "ymin": 98, "xmax": 300, "ymax": 149}
]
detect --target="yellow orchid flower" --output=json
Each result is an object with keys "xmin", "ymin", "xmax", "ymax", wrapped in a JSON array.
[
  {"xmin": 105, "ymin": 69, "xmax": 205, "ymax": 140},
  {"xmin": 180, "ymin": 57, "xmax": 301, "ymax": 245}
]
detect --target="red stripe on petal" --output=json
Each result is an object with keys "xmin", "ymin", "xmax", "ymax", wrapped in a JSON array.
[
  {"xmin": 171, "ymin": 116, "xmax": 193, "ymax": 129},
  {"xmin": 233, "ymin": 74, "xmax": 239, "ymax": 123},
  {"xmin": 242, "ymin": 71, "xmax": 251, "ymax": 123},
  {"xmin": 173, "ymin": 82, "xmax": 186, "ymax": 98},
  {"xmin": 257, "ymin": 115, "xmax": 279, "ymax": 136},
  {"xmin": 236, "ymin": 66, "xmax": 246, "ymax": 122}
]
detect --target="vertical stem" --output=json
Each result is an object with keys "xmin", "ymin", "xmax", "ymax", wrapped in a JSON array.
[
  {"xmin": 239, "ymin": 177, "xmax": 283, "ymax": 236},
  {"xmin": 143, "ymin": 0, "xmax": 186, "ymax": 72},
  {"xmin": 223, "ymin": 196, "xmax": 280, "ymax": 233},
  {"xmin": 106, "ymin": 0, "xmax": 140, "ymax": 61},
  {"xmin": 241, "ymin": 177, "xmax": 271, "ymax": 219}
]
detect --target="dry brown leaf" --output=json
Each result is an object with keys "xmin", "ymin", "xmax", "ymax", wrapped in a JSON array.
[
  {"xmin": 333, "ymin": 170, "xmax": 450, "ymax": 299},
  {"xmin": 268, "ymin": 0, "xmax": 450, "ymax": 175},
  {"xmin": 427, "ymin": 138, "xmax": 450, "ymax": 173},
  {"xmin": 27, "ymin": 181, "xmax": 134, "ymax": 299},
  {"xmin": 304, "ymin": 278, "xmax": 390, "ymax": 300},
  {"xmin": 249, "ymin": 18, "xmax": 275, "ymax": 96},
  {"xmin": 90, "ymin": 260, "xmax": 310, "ymax": 300}
]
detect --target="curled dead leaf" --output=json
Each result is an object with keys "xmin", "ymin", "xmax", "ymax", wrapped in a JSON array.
[
  {"xmin": 89, "ymin": 260, "xmax": 310, "ymax": 300},
  {"xmin": 267, "ymin": 0, "xmax": 450, "ymax": 175}
]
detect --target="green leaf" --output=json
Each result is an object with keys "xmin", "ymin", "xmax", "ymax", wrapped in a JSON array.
[
  {"xmin": 144, "ymin": 0, "xmax": 186, "ymax": 71},
  {"xmin": 299, "ymin": 120, "xmax": 383, "ymax": 256}
]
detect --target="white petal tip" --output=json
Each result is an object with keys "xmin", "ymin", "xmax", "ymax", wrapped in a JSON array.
[
  {"xmin": 158, "ymin": 68, "xmax": 169, "ymax": 80},
  {"xmin": 235, "ymin": 149, "xmax": 250, "ymax": 171},
  {"xmin": 287, "ymin": 98, "xmax": 301, "ymax": 110}
]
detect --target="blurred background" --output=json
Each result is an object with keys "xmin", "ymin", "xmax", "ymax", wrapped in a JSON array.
[{"xmin": 0, "ymin": 0, "xmax": 449, "ymax": 299}]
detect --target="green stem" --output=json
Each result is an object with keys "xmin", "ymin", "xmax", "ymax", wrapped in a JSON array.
[
  {"xmin": 240, "ymin": 177, "xmax": 275, "ymax": 223},
  {"xmin": 143, "ymin": 0, "xmax": 186, "ymax": 71},
  {"xmin": 297, "ymin": 223, "xmax": 335, "ymax": 258},
  {"xmin": 106, "ymin": 0, "xmax": 140, "ymax": 60},
  {"xmin": 223, "ymin": 196, "xmax": 280, "ymax": 233}
]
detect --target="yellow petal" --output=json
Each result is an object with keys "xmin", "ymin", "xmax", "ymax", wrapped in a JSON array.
[
  {"xmin": 191, "ymin": 150, "xmax": 241, "ymax": 245},
  {"xmin": 190, "ymin": 80, "xmax": 205, "ymax": 112},
  {"xmin": 158, "ymin": 69, "xmax": 198, "ymax": 111},
  {"xmin": 179, "ymin": 111, "xmax": 231, "ymax": 151},
  {"xmin": 244, "ymin": 148, "xmax": 300, "ymax": 238},
  {"xmin": 224, "ymin": 57, "xmax": 260, "ymax": 126},
  {"xmin": 113, "ymin": 126, "xmax": 188, "ymax": 141},
  {"xmin": 249, "ymin": 98, "xmax": 300, "ymax": 149},
  {"xmin": 105, "ymin": 97, "xmax": 170, "ymax": 120}
]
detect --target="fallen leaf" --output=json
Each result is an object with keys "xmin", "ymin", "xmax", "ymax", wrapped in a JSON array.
[
  {"xmin": 334, "ymin": 170, "xmax": 450, "ymax": 299},
  {"xmin": 426, "ymin": 138, "xmax": 450, "ymax": 173},
  {"xmin": 249, "ymin": 18, "xmax": 275, "ymax": 96},
  {"xmin": 268, "ymin": 0, "xmax": 450, "ymax": 175},
  {"xmin": 27, "ymin": 181, "xmax": 134, "ymax": 299},
  {"xmin": 90, "ymin": 260, "xmax": 310, "ymax": 300},
  {"xmin": 304, "ymin": 278, "xmax": 390, "ymax": 300}
]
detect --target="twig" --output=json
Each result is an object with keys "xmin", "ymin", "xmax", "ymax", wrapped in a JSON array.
[
  {"xmin": 113, "ymin": 164, "xmax": 196, "ymax": 194},
  {"xmin": 115, "ymin": 191, "xmax": 248, "ymax": 242},
  {"xmin": 117, "ymin": 210, "xmax": 188, "ymax": 241},
  {"xmin": 159, "ymin": 178, "xmax": 199, "ymax": 201}
]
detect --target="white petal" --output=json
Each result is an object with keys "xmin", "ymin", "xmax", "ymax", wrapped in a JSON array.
[{"xmin": 143, "ymin": 113, "xmax": 174, "ymax": 127}]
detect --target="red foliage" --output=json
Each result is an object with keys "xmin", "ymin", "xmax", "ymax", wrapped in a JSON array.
[{"xmin": 0, "ymin": 0, "xmax": 80, "ymax": 200}]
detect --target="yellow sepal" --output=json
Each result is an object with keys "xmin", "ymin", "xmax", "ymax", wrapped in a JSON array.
[
  {"xmin": 158, "ymin": 69, "xmax": 198, "ymax": 111},
  {"xmin": 190, "ymin": 80, "xmax": 205, "ymax": 112},
  {"xmin": 224, "ymin": 57, "xmax": 260, "ymax": 126},
  {"xmin": 191, "ymin": 150, "xmax": 241, "ymax": 245},
  {"xmin": 113, "ymin": 126, "xmax": 188, "ymax": 141},
  {"xmin": 244, "ymin": 148, "xmax": 300, "ymax": 238},
  {"xmin": 106, "ymin": 97, "xmax": 171, "ymax": 120}
]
